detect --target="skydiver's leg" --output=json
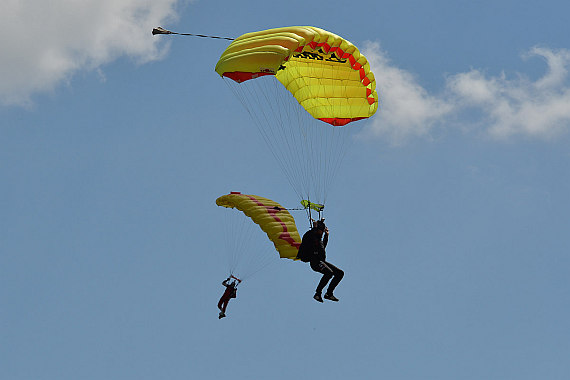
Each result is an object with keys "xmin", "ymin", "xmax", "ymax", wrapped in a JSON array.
[
  {"xmin": 221, "ymin": 298, "xmax": 229, "ymax": 313},
  {"xmin": 218, "ymin": 297, "xmax": 230, "ymax": 318},
  {"xmin": 310, "ymin": 260, "xmax": 334, "ymax": 294},
  {"xmin": 323, "ymin": 261, "xmax": 344, "ymax": 295}
]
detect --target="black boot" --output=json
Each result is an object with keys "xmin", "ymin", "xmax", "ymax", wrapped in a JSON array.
[{"xmin": 324, "ymin": 293, "xmax": 339, "ymax": 302}]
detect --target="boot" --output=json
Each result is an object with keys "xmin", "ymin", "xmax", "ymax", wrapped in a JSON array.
[{"xmin": 324, "ymin": 293, "xmax": 339, "ymax": 302}]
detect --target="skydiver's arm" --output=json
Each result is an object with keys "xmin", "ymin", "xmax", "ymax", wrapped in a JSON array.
[
  {"xmin": 323, "ymin": 231, "xmax": 328, "ymax": 248},
  {"xmin": 230, "ymin": 275, "xmax": 242, "ymax": 283}
]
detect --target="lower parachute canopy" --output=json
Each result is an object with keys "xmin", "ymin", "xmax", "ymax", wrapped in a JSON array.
[{"xmin": 216, "ymin": 192, "xmax": 301, "ymax": 260}]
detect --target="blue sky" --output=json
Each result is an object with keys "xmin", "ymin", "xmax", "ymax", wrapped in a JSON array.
[{"xmin": 2, "ymin": 1, "xmax": 570, "ymax": 379}]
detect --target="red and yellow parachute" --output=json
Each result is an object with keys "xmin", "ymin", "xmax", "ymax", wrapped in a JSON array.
[
  {"xmin": 215, "ymin": 26, "xmax": 378, "ymax": 126},
  {"xmin": 215, "ymin": 27, "xmax": 379, "ymax": 210},
  {"xmin": 216, "ymin": 192, "xmax": 300, "ymax": 260}
]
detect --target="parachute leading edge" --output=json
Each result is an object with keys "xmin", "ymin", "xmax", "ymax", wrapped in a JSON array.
[{"xmin": 216, "ymin": 192, "xmax": 301, "ymax": 259}]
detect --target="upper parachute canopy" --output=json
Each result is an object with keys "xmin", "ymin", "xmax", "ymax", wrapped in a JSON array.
[
  {"xmin": 215, "ymin": 26, "xmax": 378, "ymax": 126},
  {"xmin": 216, "ymin": 192, "xmax": 301, "ymax": 260}
]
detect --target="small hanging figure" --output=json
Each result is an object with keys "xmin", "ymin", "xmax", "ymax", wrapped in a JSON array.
[{"xmin": 217, "ymin": 276, "xmax": 240, "ymax": 319}]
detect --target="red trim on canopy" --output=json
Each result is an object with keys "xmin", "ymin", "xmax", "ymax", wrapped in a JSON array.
[
  {"xmin": 245, "ymin": 195, "xmax": 301, "ymax": 250},
  {"xmin": 319, "ymin": 117, "xmax": 367, "ymax": 126},
  {"xmin": 221, "ymin": 37, "xmax": 377, "ymax": 107},
  {"xmin": 223, "ymin": 71, "xmax": 275, "ymax": 83}
]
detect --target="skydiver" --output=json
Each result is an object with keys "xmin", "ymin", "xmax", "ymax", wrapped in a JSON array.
[
  {"xmin": 218, "ymin": 276, "xmax": 240, "ymax": 319},
  {"xmin": 298, "ymin": 219, "xmax": 344, "ymax": 302}
]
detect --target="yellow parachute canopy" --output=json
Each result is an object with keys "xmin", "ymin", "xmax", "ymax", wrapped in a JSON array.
[
  {"xmin": 215, "ymin": 26, "xmax": 378, "ymax": 126},
  {"xmin": 216, "ymin": 192, "xmax": 301, "ymax": 260}
]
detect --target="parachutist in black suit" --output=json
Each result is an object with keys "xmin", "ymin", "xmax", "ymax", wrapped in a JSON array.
[{"xmin": 298, "ymin": 219, "xmax": 344, "ymax": 302}]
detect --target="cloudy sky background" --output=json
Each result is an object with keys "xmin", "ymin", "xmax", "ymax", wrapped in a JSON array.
[
  {"xmin": 5, "ymin": 0, "xmax": 570, "ymax": 142},
  {"xmin": 2, "ymin": 0, "xmax": 569, "ymax": 379}
]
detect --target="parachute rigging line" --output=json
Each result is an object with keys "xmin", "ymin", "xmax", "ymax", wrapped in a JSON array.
[
  {"xmin": 152, "ymin": 27, "xmax": 235, "ymax": 41},
  {"xmin": 221, "ymin": 206, "xmax": 277, "ymax": 281}
]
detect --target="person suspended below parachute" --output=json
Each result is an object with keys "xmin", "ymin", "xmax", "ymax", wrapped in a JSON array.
[
  {"xmin": 217, "ymin": 275, "xmax": 241, "ymax": 319},
  {"xmin": 216, "ymin": 192, "xmax": 344, "ymax": 311},
  {"xmin": 153, "ymin": 26, "xmax": 377, "ymax": 311},
  {"xmin": 215, "ymin": 192, "xmax": 301, "ymax": 318}
]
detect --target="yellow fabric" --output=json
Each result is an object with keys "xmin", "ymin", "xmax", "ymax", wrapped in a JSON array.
[
  {"xmin": 215, "ymin": 26, "xmax": 378, "ymax": 123},
  {"xmin": 216, "ymin": 193, "xmax": 301, "ymax": 260}
]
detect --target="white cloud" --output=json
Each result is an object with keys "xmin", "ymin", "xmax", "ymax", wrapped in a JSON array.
[
  {"xmin": 0, "ymin": 0, "xmax": 180, "ymax": 106},
  {"xmin": 446, "ymin": 47, "xmax": 570, "ymax": 140},
  {"xmin": 362, "ymin": 42, "xmax": 454, "ymax": 144},
  {"xmin": 362, "ymin": 42, "xmax": 570, "ymax": 142}
]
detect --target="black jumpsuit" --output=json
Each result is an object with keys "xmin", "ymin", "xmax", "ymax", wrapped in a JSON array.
[{"xmin": 301, "ymin": 228, "xmax": 344, "ymax": 295}]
